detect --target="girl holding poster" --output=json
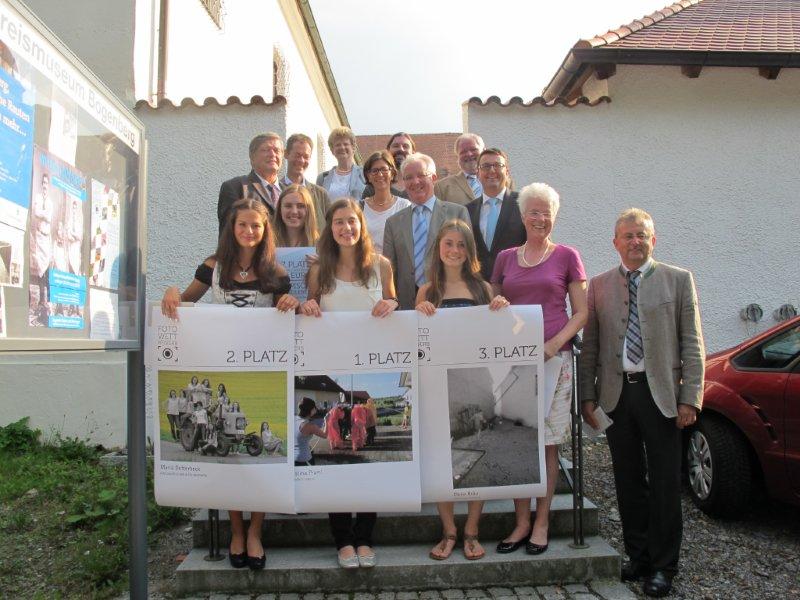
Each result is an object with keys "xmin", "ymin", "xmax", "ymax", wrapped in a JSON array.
[
  {"xmin": 161, "ymin": 197, "xmax": 300, "ymax": 571},
  {"xmin": 273, "ymin": 185, "xmax": 320, "ymax": 247},
  {"xmin": 491, "ymin": 183, "xmax": 587, "ymax": 556},
  {"xmin": 415, "ymin": 219, "xmax": 510, "ymax": 561},
  {"xmin": 299, "ymin": 197, "xmax": 399, "ymax": 569}
]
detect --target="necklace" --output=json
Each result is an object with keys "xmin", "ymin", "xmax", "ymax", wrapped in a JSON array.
[
  {"xmin": 237, "ymin": 262, "xmax": 252, "ymax": 279},
  {"xmin": 520, "ymin": 242, "xmax": 551, "ymax": 267}
]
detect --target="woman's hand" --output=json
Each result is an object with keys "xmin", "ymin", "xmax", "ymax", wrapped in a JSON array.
[
  {"xmin": 488, "ymin": 295, "xmax": 510, "ymax": 311},
  {"xmin": 161, "ymin": 286, "xmax": 182, "ymax": 320},
  {"xmin": 299, "ymin": 299, "xmax": 322, "ymax": 317},
  {"xmin": 415, "ymin": 301, "xmax": 436, "ymax": 316},
  {"xmin": 372, "ymin": 298, "xmax": 398, "ymax": 318},
  {"xmin": 276, "ymin": 293, "xmax": 300, "ymax": 313},
  {"xmin": 305, "ymin": 253, "xmax": 319, "ymax": 266},
  {"xmin": 543, "ymin": 339, "xmax": 561, "ymax": 360},
  {"xmin": 581, "ymin": 401, "xmax": 600, "ymax": 430}
]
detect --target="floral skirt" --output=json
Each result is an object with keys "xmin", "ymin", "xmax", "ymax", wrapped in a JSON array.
[{"xmin": 544, "ymin": 350, "xmax": 573, "ymax": 446}]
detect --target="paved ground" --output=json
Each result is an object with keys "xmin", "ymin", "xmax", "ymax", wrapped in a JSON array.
[
  {"xmin": 116, "ymin": 582, "xmax": 637, "ymax": 600},
  {"xmin": 311, "ymin": 425, "xmax": 412, "ymax": 464}
]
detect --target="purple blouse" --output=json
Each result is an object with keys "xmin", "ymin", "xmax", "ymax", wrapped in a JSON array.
[{"xmin": 491, "ymin": 244, "xmax": 586, "ymax": 351}]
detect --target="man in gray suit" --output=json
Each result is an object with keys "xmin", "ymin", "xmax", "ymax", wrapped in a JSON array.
[
  {"xmin": 383, "ymin": 153, "xmax": 470, "ymax": 310},
  {"xmin": 434, "ymin": 133, "xmax": 484, "ymax": 206},
  {"xmin": 580, "ymin": 208, "xmax": 704, "ymax": 598},
  {"xmin": 283, "ymin": 133, "xmax": 331, "ymax": 229}
]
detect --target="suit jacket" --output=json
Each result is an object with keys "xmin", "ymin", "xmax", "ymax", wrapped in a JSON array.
[
  {"xmin": 218, "ymin": 170, "xmax": 278, "ymax": 234},
  {"xmin": 579, "ymin": 261, "xmax": 705, "ymax": 418},
  {"xmin": 316, "ymin": 165, "xmax": 367, "ymax": 200},
  {"xmin": 303, "ymin": 179, "xmax": 331, "ymax": 231},
  {"xmin": 383, "ymin": 199, "xmax": 470, "ymax": 310},
  {"xmin": 466, "ymin": 190, "xmax": 525, "ymax": 281},
  {"xmin": 434, "ymin": 171, "xmax": 477, "ymax": 206}
]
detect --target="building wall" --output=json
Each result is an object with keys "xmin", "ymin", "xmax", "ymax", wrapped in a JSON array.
[
  {"xmin": 447, "ymin": 366, "xmax": 495, "ymax": 439},
  {"xmin": 467, "ymin": 65, "xmax": 800, "ymax": 352},
  {"xmin": 356, "ymin": 133, "xmax": 460, "ymax": 178},
  {"xmin": 496, "ymin": 365, "xmax": 537, "ymax": 427}
]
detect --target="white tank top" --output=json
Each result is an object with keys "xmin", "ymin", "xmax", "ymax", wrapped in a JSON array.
[{"xmin": 319, "ymin": 262, "xmax": 382, "ymax": 312}]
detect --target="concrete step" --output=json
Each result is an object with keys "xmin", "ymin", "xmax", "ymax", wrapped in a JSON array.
[
  {"xmin": 176, "ymin": 536, "xmax": 620, "ymax": 595},
  {"xmin": 192, "ymin": 495, "xmax": 598, "ymax": 548}
]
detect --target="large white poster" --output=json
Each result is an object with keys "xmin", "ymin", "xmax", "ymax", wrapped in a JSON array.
[
  {"xmin": 146, "ymin": 306, "xmax": 295, "ymax": 513},
  {"xmin": 294, "ymin": 311, "xmax": 420, "ymax": 513},
  {"xmin": 419, "ymin": 305, "xmax": 546, "ymax": 502}
]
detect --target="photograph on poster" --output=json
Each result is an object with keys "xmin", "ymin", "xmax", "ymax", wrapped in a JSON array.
[
  {"xmin": 447, "ymin": 364, "xmax": 540, "ymax": 489},
  {"xmin": 0, "ymin": 221, "xmax": 22, "ymax": 286},
  {"xmin": 27, "ymin": 146, "xmax": 87, "ymax": 328},
  {"xmin": 296, "ymin": 370, "xmax": 412, "ymax": 465},
  {"xmin": 158, "ymin": 369, "xmax": 288, "ymax": 465},
  {"xmin": 89, "ymin": 179, "xmax": 120, "ymax": 289}
]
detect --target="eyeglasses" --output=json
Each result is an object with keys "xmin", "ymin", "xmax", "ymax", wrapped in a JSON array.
[
  {"xmin": 402, "ymin": 172, "xmax": 432, "ymax": 182},
  {"xmin": 620, "ymin": 232, "xmax": 652, "ymax": 241},
  {"xmin": 478, "ymin": 162, "xmax": 506, "ymax": 172},
  {"xmin": 369, "ymin": 167, "xmax": 391, "ymax": 176},
  {"xmin": 524, "ymin": 210, "xmax": 552, "ymax": 219}
]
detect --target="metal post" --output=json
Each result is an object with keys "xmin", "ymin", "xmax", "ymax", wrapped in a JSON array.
[
  {"xmin": 128, "ymin": 249, "xmax": 147, "ymax": 599},
  {"xmin": 569, "ymin": 337, "xmax": 589, "ymax": 549},
  {"xmin": 204, "ymin": 509, "xmax": 225, "ymax": 561}
]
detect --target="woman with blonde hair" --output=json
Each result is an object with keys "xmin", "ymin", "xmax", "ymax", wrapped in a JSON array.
[
  {"xmin": 415, "ymin": 218, "xmax": 510, "ymax": 561},
  {"xmin": 316, "ymin": 127, "xmax": 366, "ymax": 200},
  {"xmin": 273, "ymin": 184, "xmax": 319, "ymax": 247}
]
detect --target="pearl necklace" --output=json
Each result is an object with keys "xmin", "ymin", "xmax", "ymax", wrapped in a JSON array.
[{"xmin": 520, "ymin": 242, "xmax": 551, "ymax": 267}]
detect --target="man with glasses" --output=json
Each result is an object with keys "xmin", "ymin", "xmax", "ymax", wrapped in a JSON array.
[
  {"xmin": 383, "ymin": 153, "xmax": 469, "ymax": 309},
  {"xmin": 217, "ymin": 132, "xmax": 284, "ymax": 234},
  {"xmin": 466, "ymin": 148, "xmax": 525, "ymax": 280},
  {"xmin": 580, "ymin": 208, "xmax": 704, "ymax": 598},
  {"xmin": 283, "ymin": 133, "xmax": 330, "ymax": 228},
  {"xmin": 434, "ymin": 133, "xmax": 485, "ymax": 206}
]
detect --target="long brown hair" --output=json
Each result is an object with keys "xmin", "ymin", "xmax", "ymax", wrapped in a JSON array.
[
  {"xmin": 316, "ymin": 198, "xmax": 376, "ymax": 296},
  {"xmin": 273, "ymin": 184, "xmax": 319, "ymax": 247},
  {"xmin": 426, "ymin": 219, "xmax": 490, "ymax": 306},
  {"xmin": 215, "ymin": 198, "xmax": 280, "ymax": 293}
]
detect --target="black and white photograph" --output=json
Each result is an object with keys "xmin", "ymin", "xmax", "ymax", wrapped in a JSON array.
[
  {"xmin": 0, "ymin": 222, "xmax": 23, "ymax": 286},
  {"xmin": 447, "ymin": 364, "xmax": 540, "ymax": 489},
  {"xmin": 295, "ymin": 370, "xmax": 413, "ymax": 466}
]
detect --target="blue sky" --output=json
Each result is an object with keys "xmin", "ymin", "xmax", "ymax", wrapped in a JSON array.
[{"xmin": 333, "ymin": 371, "xmax": 408, "ymax": 398}]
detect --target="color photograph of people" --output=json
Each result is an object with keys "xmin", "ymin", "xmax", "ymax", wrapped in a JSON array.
[
  {"xmin": 294, "ymin": 371, "xmax": 412, "ymax": 466},
  {"xmin": 158, "ymin": 370, "xmax": 288, "ymax": 464}
]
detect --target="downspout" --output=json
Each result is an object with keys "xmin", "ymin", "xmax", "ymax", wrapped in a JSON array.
[{"xmin": 156, "ymin": 0, "xmax": 169, "ymax": 104}]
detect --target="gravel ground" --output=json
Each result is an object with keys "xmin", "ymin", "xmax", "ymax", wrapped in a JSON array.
[
  {"xmin": 139, "ymin": 437, "xmax": 800, "ymax": 600},
  {"xmin": 581, "ymin": 436, "xmax": 800, "ymax": 599}
]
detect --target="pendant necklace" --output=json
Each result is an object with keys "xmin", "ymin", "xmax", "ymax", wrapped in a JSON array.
[
  {"xmin": 521, "ymin": 242, "xmax": 551, "ymax": 267},
  {"xmin": 237, "ymin": 262, "xmax": 252, "ymax": 279}
]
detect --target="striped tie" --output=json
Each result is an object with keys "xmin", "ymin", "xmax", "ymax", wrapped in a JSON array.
[
  {"xmin": 485, "ymin": 198, "xmax": 500, "ymax": 249},
  {"xmin": 467, "ymin": 174, "xmax": 483, "ymax": 199},
  {"xmin": 625, "ymin": 270, "xmax": 644, "ymax": 364},
  {"xmin": 413, "ymin": 205, "xmax": 429, "ymax": 286}
]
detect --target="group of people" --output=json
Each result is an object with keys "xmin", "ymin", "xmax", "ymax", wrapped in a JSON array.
[
  {"xmin": 160, "ymin": 126, "xmax": 704, "ymax": 598},
  {"xmin": 323, "ymin": 399, "xmax": 378, "ymax": 452}
]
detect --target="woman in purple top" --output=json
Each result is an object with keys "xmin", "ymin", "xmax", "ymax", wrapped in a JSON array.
[{"xmin": 491, "ymin": 182, "xmax": 588, "ymax": 555}]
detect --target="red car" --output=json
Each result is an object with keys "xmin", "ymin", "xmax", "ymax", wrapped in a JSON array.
[{"xmin": 686, "ymin": 316, "xmax": 800, "ymax": 517}]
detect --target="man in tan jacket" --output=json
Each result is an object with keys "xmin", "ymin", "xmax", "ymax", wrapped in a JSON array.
[
  {"xmin": 433, "ymin": 133, "xmax": 484, "ymax": 206},
  {"xmin": 581, "ymin": 208, "xmax": 704, "ymax": 598}
]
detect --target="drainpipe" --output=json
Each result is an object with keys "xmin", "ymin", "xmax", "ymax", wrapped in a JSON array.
[{"xmin": 156, "ymin": 0, "xmax": 169, "ymax": 104}]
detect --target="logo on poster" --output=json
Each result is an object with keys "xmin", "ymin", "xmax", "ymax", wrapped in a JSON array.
[
  {"xmin": 417, "ymin": 327, "xmax": 431, "ymax": 362},
  {"xmin": 156, "ymin": 325, "xmax": 178, "ymax": 363}
]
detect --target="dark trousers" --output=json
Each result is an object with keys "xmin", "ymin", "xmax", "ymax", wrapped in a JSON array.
[
  {"xmin": 606, "ymin": 378, "xmax": 682, "ymax": 574},
  {"xmin": 366, "ymin": 426, "xmax": 376, "ymax": 445},
  {"xmin": 328, "ymin": 512, "xmax": 376, "ymax": 550}
]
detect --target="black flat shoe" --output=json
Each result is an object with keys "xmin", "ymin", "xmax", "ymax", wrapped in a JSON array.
[
  {"xmin": 496, "ymin": 531, "xmax": 530, "ymax": 554},
  {"xmin": 525, "ymin": 540, "xmax": 548, "ymax": 555},
  {"xmin": 247, "ymin": 553, "xmax": 266, "ymax": 570},
  {"xmin": 228, "ymin": 549, "xmax": 247, "ymax": 569},
  {"xmin": 643, "ymin": 570, "xmax": 673, "ymax": 598},
  {"xmin": 621, "ymin": 561, "xmax": 651, "ymax": 582}
]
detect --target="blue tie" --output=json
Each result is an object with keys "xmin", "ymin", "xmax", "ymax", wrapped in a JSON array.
[
  {"xmin": 467, "ymin": 174, "xmax": 482, "ymax": 199},
  {"xmin": 413, "ymin": 205, "xmax": 429, "ymax": 286},
  {"xmin": 485, "ymin": 198, "xmax": 500, "ymax": 249},
  {"xmin": 626, "ymin": 270, "xmax": 644, "ymax": 364}
]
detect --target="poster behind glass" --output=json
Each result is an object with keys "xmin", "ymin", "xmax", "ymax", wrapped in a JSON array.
[{"xmin": 0, "ymin": 0, "xmax": 142, "ymax": 346}]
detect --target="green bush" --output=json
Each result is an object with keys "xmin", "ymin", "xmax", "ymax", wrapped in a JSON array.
[{"xmin": 0, "ymin": 417, "xmax": 40, "ymax": 453}]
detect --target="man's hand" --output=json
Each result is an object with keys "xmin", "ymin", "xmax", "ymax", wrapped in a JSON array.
[
  {"xmin": 582, "ymin": 401, "xmax": 599, "ymax": 430},
  {"xmin": 676, "ymin": 404, "xmax": 698, "ymax": 429}
]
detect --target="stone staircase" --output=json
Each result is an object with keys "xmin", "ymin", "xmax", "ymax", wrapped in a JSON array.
[{"xmin": 175, "ymin": 472, "xmax": 620, "ymax": 595}]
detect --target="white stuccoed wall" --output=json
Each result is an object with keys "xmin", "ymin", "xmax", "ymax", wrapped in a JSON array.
[{"xmin": 467, "ymin": 64, "xmax": 800, "ymax": 352}]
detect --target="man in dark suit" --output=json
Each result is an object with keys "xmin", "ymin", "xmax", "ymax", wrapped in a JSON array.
[
  {"xmin": 383, "ymin": 153, "xmax": 469, "ymax": 310},
  {"xmin": 580, "ymin": 208, "xmax": 705, "ymax": 598},
  {"xmin": 466, "ymin": 148, "xmax": 525, "ymax": 280},
  {"xmin": 434, "ymin": 133, "xmax": 484, "ymax": 206},
  {"xmin": 217, "ymin": 132, "xmax": 283, "ymax": 233},
  {"xmin": 283, "ymin": 133, "xmax": 330, "ymax": 229}
]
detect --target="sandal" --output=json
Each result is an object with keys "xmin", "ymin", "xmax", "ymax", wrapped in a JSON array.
[
  {"xmin": 463, "ymin": 534, "xmax": 485, "ymax": 560},
  {"xmin": 429, "ymin": 533, "xmax": 457, "ymax": 561}
]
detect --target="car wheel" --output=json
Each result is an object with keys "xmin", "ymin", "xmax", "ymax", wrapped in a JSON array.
[{"xmin": 686, "ymin": 416, "xmax": 752, "ymax": 518}]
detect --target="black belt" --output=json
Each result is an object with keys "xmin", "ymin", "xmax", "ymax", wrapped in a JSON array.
[{"xmin": 623, "ymin": 371, "xmax": 647, "ymax": 384}]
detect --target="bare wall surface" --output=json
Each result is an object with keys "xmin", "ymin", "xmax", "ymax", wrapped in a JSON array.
[{"xmin": 467, "ymin": 65, "xmax": 800, "ymax": 352}]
